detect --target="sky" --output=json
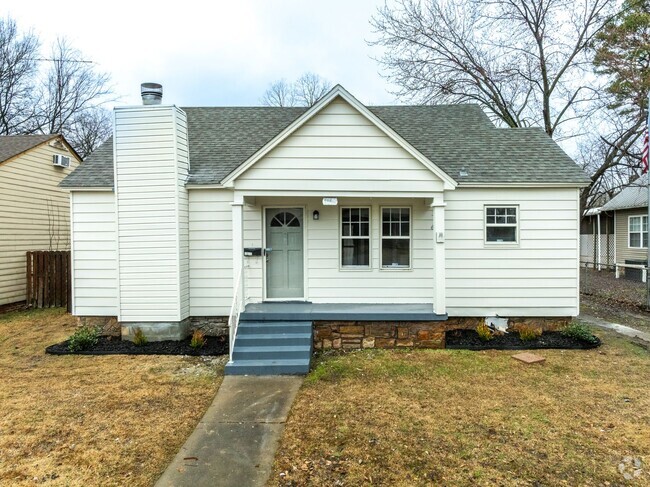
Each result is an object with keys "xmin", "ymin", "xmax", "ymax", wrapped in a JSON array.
[{"xmin": 6, "ymin": 0, "xmax": 397, "ymax": 107}]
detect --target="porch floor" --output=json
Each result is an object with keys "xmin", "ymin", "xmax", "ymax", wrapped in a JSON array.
[{"xmin": 240, "ymin": 302, "xmax": 447, "ymax": 322}]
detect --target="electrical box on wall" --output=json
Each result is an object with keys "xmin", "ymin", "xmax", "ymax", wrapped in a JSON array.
[
  {"xmin": 436, "ymin": 232, "xmax": 445, "ymax": 243},
  {"xmin": 244, "ymin": 247, "xmax": 262, "ymax": 257}
]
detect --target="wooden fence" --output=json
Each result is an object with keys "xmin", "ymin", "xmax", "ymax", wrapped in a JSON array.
[{"xmin": 26, "ymin": 251, "xmax": 71, "ymax": 311}]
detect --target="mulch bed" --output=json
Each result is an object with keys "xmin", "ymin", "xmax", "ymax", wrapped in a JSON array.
[
  {"xmin": 46, "ymin": 335, "xmax": 229, "ymax": 356},
  {"xmin": 445, "ymin": 329, "xmax": 601, "ymax": 350}
]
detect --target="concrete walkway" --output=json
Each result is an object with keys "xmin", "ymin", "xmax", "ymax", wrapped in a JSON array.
[
  {"xmin": 156, "ymin": 375, "xmax": 303, "ymax": 487},
  {"xmin": 577, "ymin": 314, "xmax": 650, "ymax": 344}
]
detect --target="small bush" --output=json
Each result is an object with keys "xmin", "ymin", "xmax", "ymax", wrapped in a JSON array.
[
  {"xmin": 476, "ymin": 323, "xmax": 494, "ymax": 341},
  {"xmin": 133, "ymin": 328, "xmax": 147, "ymax": 347},
  {"xmin": 518, "ymin": 325, "xmax": 542, "ymax": 341},
  {"xmin": 68, "ymin": 325, "xmax": 99, "ymax": 352},
  {"xmin": 561, "ymin": 322, "xmax": 599, "ymax": 344},
  {"xmin": 190, "ymin": 330, "xmax": 207, "ymax": 349}
]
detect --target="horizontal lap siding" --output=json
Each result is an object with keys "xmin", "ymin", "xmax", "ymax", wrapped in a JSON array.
[
  {"xmin": 115, "ymin": 107, "xmax": 184, "ymax": 322},
  {"xmin": 614, "ymin": 208, "xmax": 647, "ymax": 263},
  {"xmin": 445, "ymin": 188, "xmax": 579, "ymax": 316},
  {"xmin": 235, "ymin": 98, "xmax": 443, "ymax": 193},
  {"xmin": 189, "ymin": 189, "xmax": 233, "ymax": 316},
  {"xmin": 0, "ymin": 143, "xmax": 79, "ymax": 305},
  {"xmin": 244, "ymin": 197, "xmax": 434, "ymax": 303},
  {"xmin": 71, "ymin": 192, "xmax": 118, "ymax": 315}
]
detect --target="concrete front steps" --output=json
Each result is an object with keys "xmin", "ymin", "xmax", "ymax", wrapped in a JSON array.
[{"xmin": 224, "ymin": 321, "xmax": 312, "ymax": 376}]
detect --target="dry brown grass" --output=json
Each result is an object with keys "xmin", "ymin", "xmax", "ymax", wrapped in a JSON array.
[
  {"xmin": 0, "ymin": 308, "xmax": 223, "ymax": 486},
  {"xmin": 270, "ymin": 330, "xmax": 650, "ymax": 486}
]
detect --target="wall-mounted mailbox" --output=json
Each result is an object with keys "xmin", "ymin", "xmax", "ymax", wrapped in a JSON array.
[{"xmin": 244, "ymin": 247, "xmax": 262, "ymax": 257}]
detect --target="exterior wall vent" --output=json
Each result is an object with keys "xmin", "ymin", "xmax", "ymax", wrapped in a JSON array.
[
  {"xmin": 141, "ymin": 83, "xmax": 163, "ymax": 105},
  {"xmin": 52, "ymin": 154, "xmax": 71, "ymax": 168}
]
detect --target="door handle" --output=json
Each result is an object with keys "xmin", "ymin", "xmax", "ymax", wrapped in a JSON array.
[{"xmin": 264, "ymin": 248, "xmax": 272, "ymax": 262}]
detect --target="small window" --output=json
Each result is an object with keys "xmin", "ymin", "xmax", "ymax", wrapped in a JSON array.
[
  {"xmin": 629, "ymin": 215, "xmax": 648, "ymax": 248},
  {"xmin": 341, "ymin": 208, "xmax": 370, "ymax": 267},
  {"xmin": 381, "ymin": 207, "xmax": 410, "ymax": 268},
  {"xmin": 485, "ymin": 206, "xmax": 518, "ymax": 243}
]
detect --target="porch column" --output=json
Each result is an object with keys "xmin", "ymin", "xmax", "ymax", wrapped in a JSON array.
[
  {"xmin": 431, "ymin": 196, "xmax": 447, "ymax": 315},
  {"xmin": 231, "ymin": 193, "xmax": 244, "ymax": 306}
]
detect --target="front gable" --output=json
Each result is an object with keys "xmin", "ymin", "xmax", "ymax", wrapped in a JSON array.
[{"xmin": 224, "ymin": 86, "xmax": 457, "ymax": 194}]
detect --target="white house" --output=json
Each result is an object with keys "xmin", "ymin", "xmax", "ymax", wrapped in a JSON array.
[{"xmin": 61, "ymin": 84, "xmax": 589, "ymax": 374}]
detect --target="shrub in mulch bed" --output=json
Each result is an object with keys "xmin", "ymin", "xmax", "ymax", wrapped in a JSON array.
[
  {"xmin": 445, "ymin": 329, "xmax": 601, "ymax": 350},
  {"xmin": 46, "ymin": 335, "xmax": 228, "ymax": 356}
]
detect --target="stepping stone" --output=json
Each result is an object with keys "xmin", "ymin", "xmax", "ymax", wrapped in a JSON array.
[{"xmin": 512, "ymin": 352, "xmax": 546, "ymax": 364}]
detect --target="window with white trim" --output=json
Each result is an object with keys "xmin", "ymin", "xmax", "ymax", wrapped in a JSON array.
[
  {"xmin": 629, "ymin": 215, "xmax": 648, "ymax": 248},
  {"xmin": 381, "ymin": 207, "xmax": 410, "ymax": 268},
  {"xmin": 341, "ymin": 207, "xmax": 370, "ymax": 267},
  {"xmin": 485, "ymin": 206, "xmax": 518, "ymax": 243}
]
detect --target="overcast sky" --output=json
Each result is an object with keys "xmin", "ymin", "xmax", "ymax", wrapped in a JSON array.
[{"xmin": 6, "ymin": 0, "xmax": 397, "ymax": 107}]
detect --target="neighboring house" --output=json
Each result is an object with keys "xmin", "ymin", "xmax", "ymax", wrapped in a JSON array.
[
  {"xmin": 60, "ymin": 84, "xmax": 589, "ymax": 374},
  {"xmin": 601, "ymin": 175, "xmax": 649, "ymax": 280},
  {"xmin": 0, "ymin": 135, "xmax": 81, "ymax": 310}
]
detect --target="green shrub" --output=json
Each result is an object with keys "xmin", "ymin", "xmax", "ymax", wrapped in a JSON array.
[
  {"xmin": 476, "ymin": 323, "xmax": 494, "ymax": 341},
  {"xmin": 68, "ymin": 325, "xmax": 99, "ymax": 352},
  {"xmin": 518, "ymin": 325, "xmax": 542, "ymax": 341},
  {"xmin": 561, "ymin": 323, "xmax": 599, "ymax": 344},
  {"xmin": 190, "ymin": 330, "xmax": 207, "ymax": 349},
  {"xmin": 133, "ymin": 328, "xmax": 147, "ymax": 347}
]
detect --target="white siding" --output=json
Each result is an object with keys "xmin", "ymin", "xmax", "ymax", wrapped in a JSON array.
[
  {"xmin": 242, "ymin": 197, "xmax": 434, "ymax": 304},
  {"xmin": 0, "ymin": 141, "xmax": 80, "ymax": 305},
  {"xmin": 114, "ymin": 106, "xmax": 188, "ymax": 322},
  {"xmin": 189, "ymin": 189, "xmax": 233, "ymax": 315},
  {"xmin": 234, "ymin": 98, "xmax": 444, "ymax": 194},
  {"xmin": 445, "ymin": 188, "xmax": 580, "ymax": 316},
  {"xmin": 175, "ymin": 110, "xmax": 190, "ymax": 319},
  {"xmin": 71, "ymin": 191, "xmax": 118, "ymax": 316}
]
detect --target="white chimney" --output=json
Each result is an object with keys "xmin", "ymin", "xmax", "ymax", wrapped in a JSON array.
[{"xmin": 141, "ymin": 82, "xmax": 163, "ymax": 105}]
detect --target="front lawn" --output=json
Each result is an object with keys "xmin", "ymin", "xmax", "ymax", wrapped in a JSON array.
[
  {"xmin": 0, "ymin": 308, "xmax": 223, "ymax": 486},
  {"xmin": 270, "ymin": 330, "xmax": 650, "ymax": 486}
]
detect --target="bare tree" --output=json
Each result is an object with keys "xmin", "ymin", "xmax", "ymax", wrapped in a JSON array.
[
  {"xmin": 370, "ymin": 0, "xmax": 617, "ymax": 140},
  {"xmin": 38, "ymin": 39, "xmax": 112, "ymax": 138},
  {"xmin": 261, "ymin": 79, "xmax": 295, "ymax": 107},
  {"xmin": 0, "ymin": 17, "xmax": 39, "ymax": 134},
  {"xmin": 0, "ymin": 19, "xmax": 113, "ymax": 155},
  {"xmin": 64, "ymin": 107, "xmax": 112, "ymax": 159},
  {"xmin": 294, "ymin": 72, "xmax": 331, "ymax": 107},
  {"xmin": 261, "ymin": 73, "xmax": 331, "ymax": 107}
]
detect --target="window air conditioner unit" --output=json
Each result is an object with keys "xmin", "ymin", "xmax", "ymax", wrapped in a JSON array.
[{"xmin": 53, "ymin": 154, "xmax": 70, "ymax": 168}]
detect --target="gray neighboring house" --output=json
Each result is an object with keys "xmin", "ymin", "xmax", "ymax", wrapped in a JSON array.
[{"xmin": 601, "ymin": 174, "xmax": 649, "ymax": 279}]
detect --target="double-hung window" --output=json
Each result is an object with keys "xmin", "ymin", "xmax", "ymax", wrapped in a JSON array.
[
  {"xmin": 341, "ymin": 207, "xmax": 370, "ymax": 267},
  {"xmin": 485, "ymin": 206, "xmax": 518, "ymax": 243},
  {"xmin": 629, "ymin": 215, "xmax": 648, "ymax": 248},
  {"xmin": 381, "ymin": 207, "xmax": 410, "ymax": 268}
]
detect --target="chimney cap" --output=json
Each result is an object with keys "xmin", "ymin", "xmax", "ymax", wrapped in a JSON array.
[{"xmin": 141, "ymin": 82, "xmax": 163, "ymax": 105}]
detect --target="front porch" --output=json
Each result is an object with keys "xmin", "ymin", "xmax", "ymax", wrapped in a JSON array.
[{"xmin": 240, "ymin": 302, "xmax": 447, "ymax": 322}]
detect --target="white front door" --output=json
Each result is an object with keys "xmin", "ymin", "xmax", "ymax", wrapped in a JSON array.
[{"xmin": 265, "ymin": 208, "xmax": 304, "ymax": 299}]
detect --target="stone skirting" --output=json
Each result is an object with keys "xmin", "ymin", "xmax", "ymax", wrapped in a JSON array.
[
  {"xmin": 313, "ymin": 317, "xmax": 572, "ymax": 350},
  {"xmin": 0, "ymin": 300, "xmax": 27, "ymax": 314},
  {"xmin": 189, "ymin": 316, "xmax": 229, "ymax": 337},
  {"xmin": 75, "ymin": 316, "xmax": 229, "ymax": 340}
]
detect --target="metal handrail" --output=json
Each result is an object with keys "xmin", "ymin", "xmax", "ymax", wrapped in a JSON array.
[{"xmin": 228, "ymin": 266, "xmax": 244, "ymax": 363}]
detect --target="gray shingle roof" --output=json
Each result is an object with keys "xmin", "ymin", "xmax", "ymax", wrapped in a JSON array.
[
  {"xmin": 601, "ymin": 174, "xmax": 648, "ymax": 211},
  {"xmin": 61, "ymin": 103, "xmax": 589, "ymax": 188},
  {"xmin": 0, "ymin": 134, "xmax": 57, "ymax": 164}
]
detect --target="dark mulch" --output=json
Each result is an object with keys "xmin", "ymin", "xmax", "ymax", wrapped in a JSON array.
[
  {"xmin": 46, "ymin": 335, "xmax": 229, "ymax": 356},
  {"xmin": 446, "ymin": 329, "xmax": 601, "ymax": 350}
]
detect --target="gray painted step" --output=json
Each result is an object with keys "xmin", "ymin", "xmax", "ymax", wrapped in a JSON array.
[
  {"xmin": 235, "ymin": 332, "xmax": 312, "ymax": 347},
  {"xmin": 232, "ymin": 345, "xmax": 311, "ymax": 361},
  {"xmin": 237, "ymin": 322, "xmax": 312, "ymax": 335},
  {"xmin": 225, "ymin": 359, "xmax": 310, "ymax": 376}
]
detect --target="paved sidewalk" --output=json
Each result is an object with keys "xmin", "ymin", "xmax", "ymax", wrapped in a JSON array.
[
  {"xmin": 156, "ymin": 375, "xmax": 303, "ymax": 487},
  {"xmin": 577, "ymin": 314, "xmax": 650, "ymax": 344}
]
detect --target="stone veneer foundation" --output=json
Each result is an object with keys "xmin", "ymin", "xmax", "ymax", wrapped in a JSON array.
[
  {"xmin": 313, "ymin": 317, "xmax": 571, "ymax": 350},
  {"xmin": 76, "ymin": 316, "xmax": 228, "ymax": 341}
]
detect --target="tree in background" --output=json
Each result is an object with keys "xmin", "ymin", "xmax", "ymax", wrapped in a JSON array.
[
  {"xmin": 582, "ymin": 0, "xmax": 650, "ymax": 207},
  {"xmin": 262, "ymin": 72, "xmax": 331, "ymax": 107},
  {"xmin": 0, "ymin": 17, "xmax": 112, "ymax": 157}
]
